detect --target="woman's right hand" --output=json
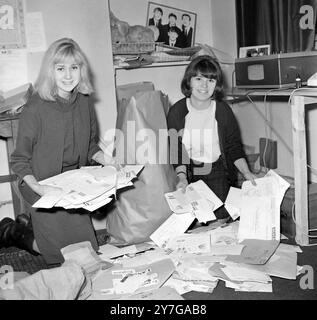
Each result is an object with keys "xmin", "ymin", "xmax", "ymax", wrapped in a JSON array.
[
  {"xmin": 23, "ymin": 175, "xmax": 63, "ymax": 197},
  {"xmin": 37, "ymin": 185, "xmax": 63, "ymax": 197},
  {"xmin": 176, "ymin": 174, "xmax": 188, "ymax": 193}
]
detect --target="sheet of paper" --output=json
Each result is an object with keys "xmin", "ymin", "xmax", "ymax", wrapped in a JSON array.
[
  {"xmin": 32, "ymin": 189, "xmax": 65, "ymax": 208},
  {"xmin": 165, "ymin": 233, "xmax": 211, "ymax": 254},
  {"xmin": 265, "ymin": 170, "xmax": 291, "ymax": 205},
  {"xmin": 163, "ymin": 278, "xmax": 194, "ymax": 295},
  {"xmin": 98, "ymin": 244, "xmax": 137, "ymax": 259},
  {"xmin": 248, "ymin": 244, "xmax": 298, "ymax": 279},
  {"xmin": 150, "ymin": 212, "xmax": 195, "ymax": 247},
  {"xmin": 238, "ymin": 172, "xmax": 290, "ymax": 241},
  {"xmin": 222, "ymin": 264, "xmax": 271, "ymax": 283},
  {"xmin": 121, "ymin": 286, "xmax": 184, "ymax": 300},
  {"xmin": 25, "ymin": 12, "xmax": 47, "ymax": 52},
  {"xmin": 91, "ymin": 258, "xmax": 175, "ymax": 300},
  {"xmin": 224, "ymin": 187, "xmax": 243, "ymax": 220},
  {"xmin": 164, "ymin": 180, "xmax": 221, "ymax": 222},
  {"xmin": 35, "ymin": 165, "xmax": 143, "ymax": 211},
  {"xmin": 61, "ymin": 241, "xmax": 113, "ymax": 277},
  {"xmin": 164, "ymin": 276, "xmax": 217, "ymax": 295},
  {"xmin": 209, "ymin": 224, "xmax": 239, "ymax": 245},
  {"xmin": 238, "ymin": 195, "xmax": 277, "ymax": 241},
  {"xmin": 210, "ymin": 244, "xmax": 244, "ymax": 256},
  {"xmin": 175, "ymin": 259, "xmax": 219, "ymax": 282},
  {"xmin": 225, "ymin": 280, "xmax": 273, "ymax": 292},
  {"xmin": 0, "ymin": 49, "xmax": 28, "ymax": 92},
  {"xmin": 226, "ymin": 239, "xmax": 280, "ymax": 265}
]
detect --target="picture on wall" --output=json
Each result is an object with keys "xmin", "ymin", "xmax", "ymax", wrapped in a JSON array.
[{"xmin": 146, "ymin": 2, "xmax": 197, "ymax": 48}]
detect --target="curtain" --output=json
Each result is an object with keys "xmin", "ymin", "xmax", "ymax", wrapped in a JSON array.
[{"xmin": 236, "ymin": 0, "xmax": 317, "ymax": 53}]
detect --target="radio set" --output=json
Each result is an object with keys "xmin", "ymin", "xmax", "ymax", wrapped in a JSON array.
[{"xmin": 235, "ymin": 51, "xmax": 317, "ymax": 89}]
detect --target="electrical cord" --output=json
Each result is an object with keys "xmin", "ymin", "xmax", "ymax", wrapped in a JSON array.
[
  {"xmin": 245, "ymin": 91, "xmax": 317, "ymax": 177},
  {"xmin": 233, "ymin": 85, "xmax": 317, "ymax": 245}
]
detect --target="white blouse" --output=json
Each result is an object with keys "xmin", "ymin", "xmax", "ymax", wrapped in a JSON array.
[{"xmin": 182, "ymin": 98, "xmax": 221, "ymax": 163}]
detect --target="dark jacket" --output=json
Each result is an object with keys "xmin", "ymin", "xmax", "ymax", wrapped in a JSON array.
[
  {"xmin": 180, "ymin": 26, "xmax": 193, "ymax": 47},
  {"xmin": 167, "ymin": 98, "xmax": 245, "ymax": 184}
]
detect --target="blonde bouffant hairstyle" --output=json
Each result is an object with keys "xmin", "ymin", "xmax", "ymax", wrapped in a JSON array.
[{"xmin": 34, "ymin": 38, "xmax": 94, "ymax": 101}]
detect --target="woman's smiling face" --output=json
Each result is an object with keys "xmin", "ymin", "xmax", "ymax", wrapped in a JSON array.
[
  {"xmin": 54, "ymin": 57, "xmax": 81, "ymax": 99},
  {"xmin": 190, "ymin": 73, "xmax": 217, "ymax": 102}
]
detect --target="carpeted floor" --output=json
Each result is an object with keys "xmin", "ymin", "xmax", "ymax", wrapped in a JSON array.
[{"xmin": 0, "ymin": 230, "xmax": 110, "ymax": 274}]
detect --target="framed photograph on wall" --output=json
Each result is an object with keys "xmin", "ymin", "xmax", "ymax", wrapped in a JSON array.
[
  {"xmin": 146, "ymin": 2, "xmax": 197, "ymax": 48},
  {"xmin": 239, "ymin": 44, "xmax": 271, "ymax": 58}
]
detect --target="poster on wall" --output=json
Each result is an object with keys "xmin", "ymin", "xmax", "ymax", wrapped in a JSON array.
[
  {"xmin": 0, "ymin": 0, "xmax": 26, "ymax": 49},
  {"xmin": 0, "ymin": 48, "xmax": 28, "ymax": 93},
  {"xmin": 146, "ymin": 1, "xmax": 197, "ymax": 48}
]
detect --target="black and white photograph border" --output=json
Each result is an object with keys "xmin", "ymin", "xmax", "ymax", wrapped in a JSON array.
[{"xmin": 239, "ymin": 44, "xmax": 271, "ymax": 58}]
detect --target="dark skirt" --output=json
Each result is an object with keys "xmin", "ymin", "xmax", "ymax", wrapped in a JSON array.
[
  {"xmin": 21, "ymin": 182, "xmax": 98, "ymax": 265},
  {"xmin": 190, "ymin": 157, "xmax": 230, "ymax": 220},
  {"xmin": 30, "ymin": 207, "xmax": 98, "ymax": 265}
]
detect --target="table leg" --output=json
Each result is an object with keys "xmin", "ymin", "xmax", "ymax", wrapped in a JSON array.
[{"xmin": 291, "ymin": 95, "xmax": 309, "ymax": 245}]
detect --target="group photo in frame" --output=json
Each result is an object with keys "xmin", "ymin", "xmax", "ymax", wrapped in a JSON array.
[
  {"xmin": 146, "ymin": 2, "xmax": 197, "ymax": 48},
  {"xmin": 239, "ymin": 44, "xmax": 271, "ymax": 58}
]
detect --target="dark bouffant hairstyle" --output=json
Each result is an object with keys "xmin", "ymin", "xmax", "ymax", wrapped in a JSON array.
[{"xmin": 181, "ymin": 55, "xmax": 224, "ymax": 100}]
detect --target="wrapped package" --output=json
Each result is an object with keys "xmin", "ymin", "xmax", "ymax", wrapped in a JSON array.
[{"xmin": 105, "ymin": 90, "xmax": 176, "ymax": 245}]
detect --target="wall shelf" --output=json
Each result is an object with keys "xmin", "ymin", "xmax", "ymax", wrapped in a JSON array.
[{"xmin": 114, "ymin": 60, "xmax": 190, "ymax": 71}]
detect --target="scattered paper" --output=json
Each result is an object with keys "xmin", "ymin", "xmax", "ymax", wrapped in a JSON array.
[
  {"xmin": 226, "ymin": 280, "xmax": 273, "ymax": 293},
  {"xmin": 247, "ymin": 243, "xmax": 298, "ymax": 279},
  {"xmin": 150, "ymin": 212, "xmax": 195, "ymax": 247},
  {"xmin": 222, "ymin": 264, "xmax": 272, "ymax": 283},
  {"xmin": 164, "ymin": 233, "xmax": 211, "ymax": 254},
  {"xmin": 165, "ymin": 180, "xmax": 222, "ymax": 223},
  {"xmin": 61, "ymin": 241, "xmax": 113, "ymax": 278},
  {"xmin": 226, "ymin": 239, "xmax": 280, "ymax": 265},
  {"xmin": 121, "ymin": 286, "xmax": 184, "ymax": 300},
  {"xmin": 90, "ymin": 259, "xmax": 175, "ymax": 300},
  {"xmin": 33, "ymin": 165, "xmax": 143, "ymax": 211},
  {"xmin": 210, "ymin": 244, "xmax": 244, "ymax": 256},
  {"xmin": 237, "ymin": 171, "xmax": 290, "ymax": 241},
  {"xmin": 224, "ymin": 187, "xmax": 243, "ymax": 220}
]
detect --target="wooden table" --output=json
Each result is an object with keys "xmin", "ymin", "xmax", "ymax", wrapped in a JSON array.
[
  {"xmin": 227, "ymin": 87, "xmax": 317, "ymax": 246},
  {"xmin": 0, "ymin": 113, "xmax": 23, "ymax": 217}
]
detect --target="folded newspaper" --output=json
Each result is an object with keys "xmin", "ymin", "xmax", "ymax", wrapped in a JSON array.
[{"xmin": 32, "ymin": 165, "xmax": 144, "ymax": 211}]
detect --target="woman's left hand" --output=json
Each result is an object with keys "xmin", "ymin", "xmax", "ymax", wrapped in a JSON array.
[{"xmin": 243, "ymin": 172, "xmax": 257, "ymax": 186}]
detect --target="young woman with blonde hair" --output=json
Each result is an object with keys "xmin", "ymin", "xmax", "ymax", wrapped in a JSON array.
[{"xmin": 0, "ymin": 38, "xmax": 112, "ymax": 264}]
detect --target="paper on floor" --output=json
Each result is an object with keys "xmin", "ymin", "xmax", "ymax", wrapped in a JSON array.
[
  {"xmin": 150, "ymin": 212, "xmax": 195, "ymax": 247},
  {"xmin": 120, "ymin": 286, "xmax": 184, "ymax": 300},
  {"xmin": 226, "ymin": 239, "xmax": 280, "ymax": 265},
  {"xmin": 61, "ymin": 241, "xmax": 113, "ymax": 278},
  {"xmin": 90, "ymin": 258, "xmax": 175, "ymax": 300},
  {"xmin": 165, "ymin": 180, "xmax": 222, "ymax": 223}
]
